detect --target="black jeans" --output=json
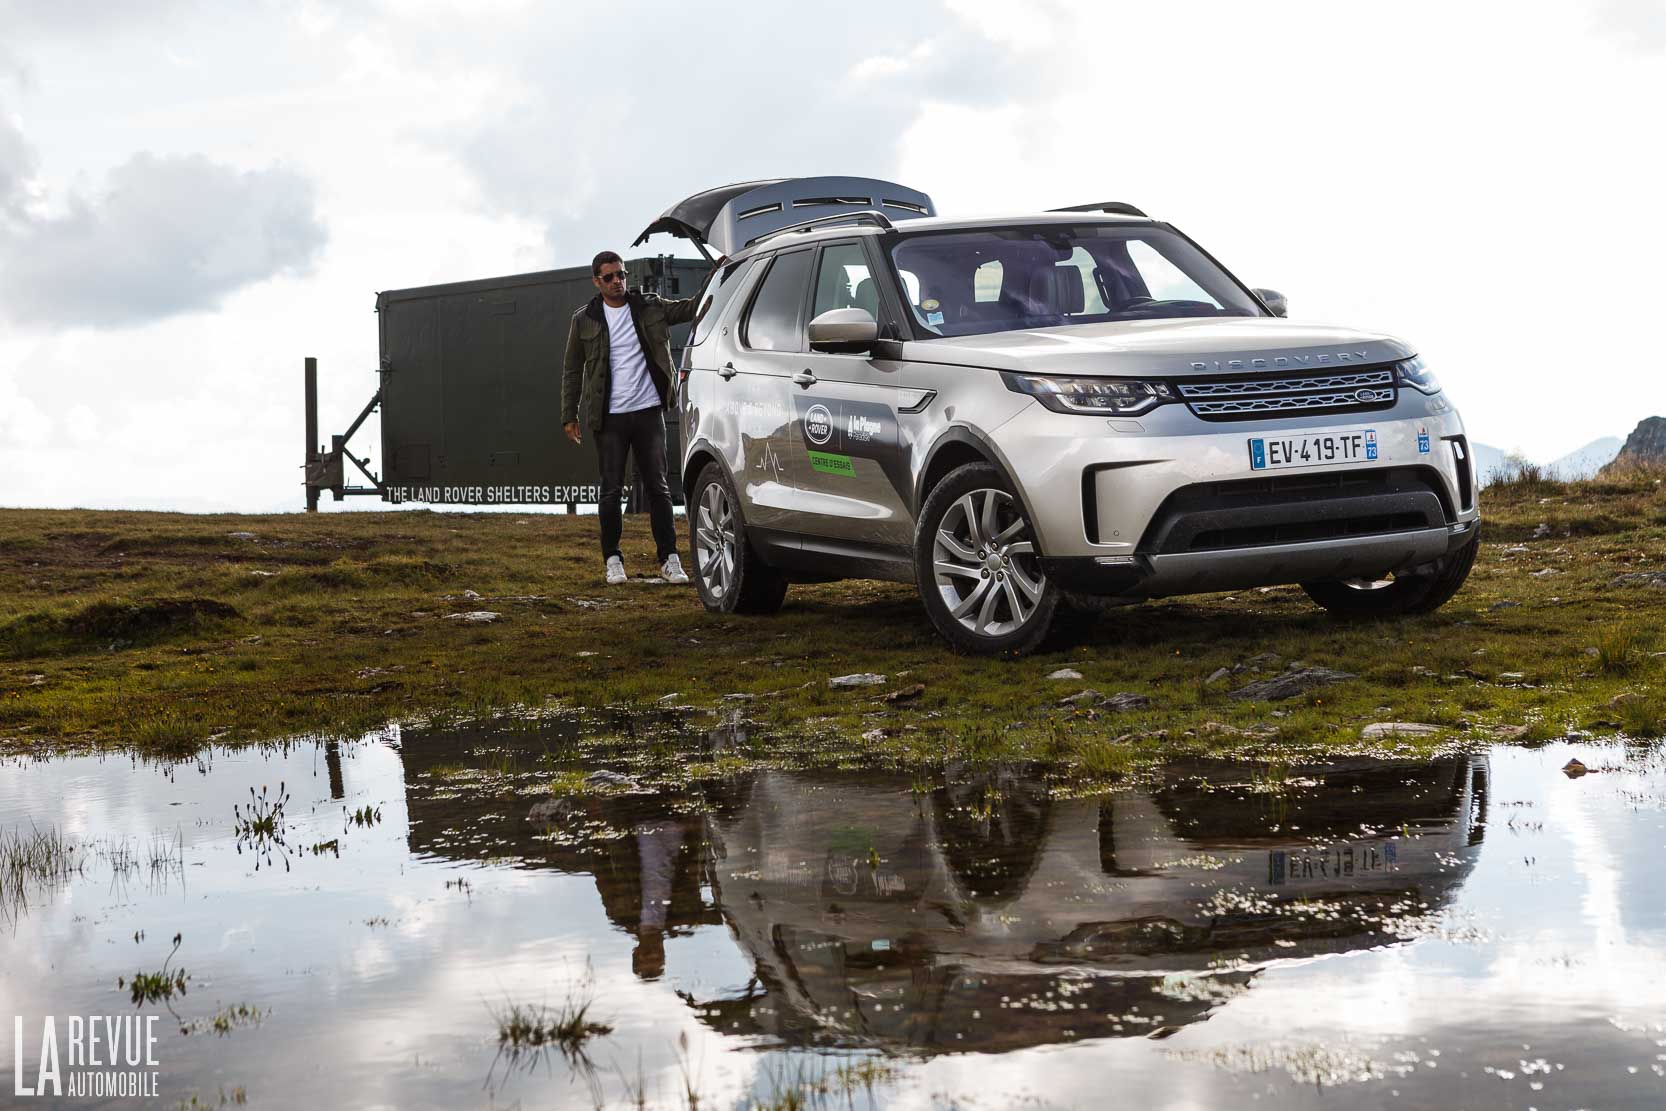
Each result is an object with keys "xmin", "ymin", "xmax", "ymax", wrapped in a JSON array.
[{"xmin": 596, "ymin": 406, "xmax": 678, "ymax": 564}]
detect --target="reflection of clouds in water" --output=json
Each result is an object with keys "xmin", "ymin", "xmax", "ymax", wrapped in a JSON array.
[
  {"xmin": 346, "ymin": 935, "xmax": 398, "ymax": 984},
  {"xmin": 6, "ymin": 737, "xmax": 1666, "ymax": 1108},
  {"xmin": 215, "ymin": 925, "xmax": 254, "ymax": 953}
]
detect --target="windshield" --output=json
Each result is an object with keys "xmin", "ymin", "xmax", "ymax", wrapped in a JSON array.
[{"xmin": 888, "ymin": 224, "xmax": 1263, "ymax": 338}]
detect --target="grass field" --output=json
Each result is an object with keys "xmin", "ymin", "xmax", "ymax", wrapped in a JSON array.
[{"xmin": 3, "ymin": 467, "xmax": 1664, "ymax": 775}]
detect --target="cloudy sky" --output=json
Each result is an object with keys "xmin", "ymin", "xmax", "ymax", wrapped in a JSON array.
[{"xmin": 1, "ymin": 0, "xmax": 1662, "ymax": 512}]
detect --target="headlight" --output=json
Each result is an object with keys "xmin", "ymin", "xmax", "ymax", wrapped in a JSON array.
[
  {"xmin": 1003, "ymin": 373, "xmax": 1175, "ymax": 415},
  {"xmin": 1395, "ymin": 355, "xmax": 1441, "ymax": 395}
]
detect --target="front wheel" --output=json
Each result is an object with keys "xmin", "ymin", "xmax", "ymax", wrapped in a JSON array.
[
  {"xmin": 1301, "ymin": 526, "xmax": 1480, "ymax": 617},
  {"xmin": 688, "ymin": 462, "xmax": 788, "ymax": 615},
  {"xmin": 915, "ymin": 463, "xmax": 1058, "ymax": 655}
]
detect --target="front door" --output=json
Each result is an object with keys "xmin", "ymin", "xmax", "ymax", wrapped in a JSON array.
[{"xmin": 786, "ymin": 240, "xmax": 915, "ymax": 549}]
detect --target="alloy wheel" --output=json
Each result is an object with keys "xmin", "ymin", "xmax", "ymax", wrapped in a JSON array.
[
  {"xmin": 695, "ymin": 482, "xmax": 736, "ymax": 600},
  {"xmin": 931, "ymin": 488, "xmax": 1046, "ymax": 637}
]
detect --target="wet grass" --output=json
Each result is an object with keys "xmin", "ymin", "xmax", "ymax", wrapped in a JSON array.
[
  {"xmin": 488, "ymin": 963, "xmax": 614, "ymax": 1083},
  {"xmin": 0, "ymin": 597, "xmax": 239, "ymax": 660},
  {"xmin": 1594, "ymin": 624, "xmax": 1650, "ymax": 676},
  {"xmin": 492, "ymin": 998, "xmax": 612, "ymax": 1055},
  {"xmin": 173, "ymin": 1087, "xmax": 248, "ymax": 1110},
  {"xmin": 1, "ymin": 469, "xmax": 1664, "ymax": 771},
  {"xmin": 0, "ymin": 823, "xmax": 83, "ymax": 882},
  {"xmin": 1, "ymin": 824, "xmax": 86, "ymax": 920},
  {"xmin": 121, "ymin": 933, "xmax": 190, "ymax": 1007},
  {"xmin": 182, "ymin": 1003, "xmax": 266, "ymax": 1038}
]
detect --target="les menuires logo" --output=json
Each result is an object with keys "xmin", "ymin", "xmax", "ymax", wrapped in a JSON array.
[{"xmin": 12, "ymin": 1015, "xmax": 162, "ymax": 1099}]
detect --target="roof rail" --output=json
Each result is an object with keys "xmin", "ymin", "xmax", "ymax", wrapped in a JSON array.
[
  {"xmin": 1049, "ymin": 201, "xmax": 1149, "ymax": 218},
  {"xmin": 744, "ymin": 209, "xmax": 895, "ymax": 248}
]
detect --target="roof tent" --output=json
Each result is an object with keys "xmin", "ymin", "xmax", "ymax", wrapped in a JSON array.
[{"xmin": 633, "ymin": 176, "xmax": 936, "ymax": 257}]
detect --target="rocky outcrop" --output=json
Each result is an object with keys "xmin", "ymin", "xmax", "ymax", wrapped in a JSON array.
[{"xmin": 1601, "ymin": 416, "xmax": 1666, "ymax": 473}]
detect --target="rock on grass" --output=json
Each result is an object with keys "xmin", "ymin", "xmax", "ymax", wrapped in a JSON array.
[
  {"xmin": 829, "ymin": 672, "xmax": 887, "ymax": 689},
  {"xmin": 1361, "ymin": 722, "xmax": 1442, "ymax": 739},
  {"xmin": 1227, "ymin": 667, "xmax": 1356, "ymax": 702},
  {"xmin": 1608, "ymin": 571, "xmax": 1666, "ymax": 589}
]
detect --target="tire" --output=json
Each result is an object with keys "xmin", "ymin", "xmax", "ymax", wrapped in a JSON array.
[
  {"xmin": 688, "ymin": 462, "xmax": 788, "ymax": 615},
  {"xmin": 914, "ymin": 462, "xmax": 1058, "ymax": 655},
  {"xmin": 1301, "ymin": 525, "xmax": 1480, "ymax": 618}
]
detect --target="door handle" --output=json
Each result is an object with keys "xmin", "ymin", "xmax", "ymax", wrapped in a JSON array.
[
  {"xmin": 719, "ymin": 363, "xmax": 738, "ymax": 380},
  {"xmin": 792, "ymin": 370, "xmax": 817, "ymax": 387}
]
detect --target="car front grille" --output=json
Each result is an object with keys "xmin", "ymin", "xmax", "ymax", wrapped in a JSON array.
[{"xmin": 1177, "ymin": 368, "xmax": 1397, "ymax": 420}]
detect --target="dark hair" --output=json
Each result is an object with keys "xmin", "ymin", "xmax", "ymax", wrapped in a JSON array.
[{"xmin": 591, "ymin": 250, "xmax": 622, "ymax": 277}]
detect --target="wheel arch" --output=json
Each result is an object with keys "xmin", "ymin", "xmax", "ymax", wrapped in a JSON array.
[
  {"xmin": 682, "ymin": 440, "xmax": 737, "ymax": 516},
  {"xmin": 915, "ymin": 427, "xmax": 1046, "ymax": 556}
]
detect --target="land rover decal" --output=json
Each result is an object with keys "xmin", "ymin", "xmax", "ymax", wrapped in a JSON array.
[{"xmin": 792, "ymin": 394, "xmax": 910, "ymax": 498}]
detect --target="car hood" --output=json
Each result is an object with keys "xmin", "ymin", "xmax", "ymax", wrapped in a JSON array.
[{"xmin": 896, "ymin": 317, "xmax": 1413, "ymax": 377}]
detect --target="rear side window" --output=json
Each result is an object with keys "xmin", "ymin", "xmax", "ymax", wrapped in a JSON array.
[
  {"xmin": 690, "ymin": 257, "xmax": 755, "ymax": 346},
  {"xmin": 973, "ymin": 259, "xmax": 1003, "ymax": 302},
  {"xmin": 743, "ymin": 250, "xmax": 812, "ymax": 352}
]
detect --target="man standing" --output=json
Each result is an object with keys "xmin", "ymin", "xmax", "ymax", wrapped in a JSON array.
[{"xmin": 562, "ymin": 251, "xmax": 694, "ymax": 584}]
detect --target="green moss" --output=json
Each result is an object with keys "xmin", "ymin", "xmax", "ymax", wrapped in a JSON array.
[{"xmin": 0, "ymin": 474, "xmax": 1662, "ymax": 768}]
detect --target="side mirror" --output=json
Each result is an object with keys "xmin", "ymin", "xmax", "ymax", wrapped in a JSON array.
[
  {"xmin": 1253, "ymin": 288, "xmax": 1288, "ymax": 318},
  {"xmin": 807, "ymin": 307, "xmax": 879, "ymax": 353}
]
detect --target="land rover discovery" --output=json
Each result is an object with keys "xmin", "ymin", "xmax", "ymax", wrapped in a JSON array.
[{"xmin": 636, "ymin": 178, "xmax": 1479, "ymax": 654}]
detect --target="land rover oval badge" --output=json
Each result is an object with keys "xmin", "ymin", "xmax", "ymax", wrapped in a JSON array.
[{"xmin": 804, "ymin": 404, "xmax": 834, "ymax": 446}]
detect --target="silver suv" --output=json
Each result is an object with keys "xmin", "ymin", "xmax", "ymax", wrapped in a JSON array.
[{"xmin": 641, "ymin": 178, "xmax": 1479, "ymax": 654}]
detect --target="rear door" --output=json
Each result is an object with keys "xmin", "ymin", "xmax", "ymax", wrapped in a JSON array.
[
  {"xmin": 786, "ymin": 239, "xmax": 916, "ymax": 549},
  {"xmin": 722, "ymin": 247, "xmax": 815, "ymax": 532}
]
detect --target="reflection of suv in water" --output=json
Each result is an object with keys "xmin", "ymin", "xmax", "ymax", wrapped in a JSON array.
[{"xmin": 637, "ymin": 177, "xmax": 1479, "ymax": 653}]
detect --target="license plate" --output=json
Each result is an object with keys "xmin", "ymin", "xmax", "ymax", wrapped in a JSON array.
[{"xmin": 1249, "ymin": 428, "xmax": 1378, "ymax": 470}]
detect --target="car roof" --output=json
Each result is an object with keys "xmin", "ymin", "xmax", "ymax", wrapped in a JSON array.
[{"xmin": 730, "ymin": 210, "xmax": 1157, "ymax": 260}]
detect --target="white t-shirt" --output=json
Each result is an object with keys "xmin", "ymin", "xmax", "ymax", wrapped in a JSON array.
[{"xmin": 604, "ymin": 301, "xmax": 661, "ymax": 415}]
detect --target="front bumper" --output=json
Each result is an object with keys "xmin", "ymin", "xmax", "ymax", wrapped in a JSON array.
[
  {"xmin": 1043, "ymin": 518, "xmax": 1477, "ymax": 599},
  {"xmin": 988, "ymin": 392, "xmax": 1479, "ymax": 592}
]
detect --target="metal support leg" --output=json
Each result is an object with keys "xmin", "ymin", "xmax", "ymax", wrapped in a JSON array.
[{"xmin": 304, "ymin": 357, "xmax": 320, "ymax": 512}]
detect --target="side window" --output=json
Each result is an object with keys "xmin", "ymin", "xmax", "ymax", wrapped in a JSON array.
[
  {"xmin": 897, "ymin": 269, "xmax": 922, "ymax": 306},
  {"xmin": 742, "ymin": 250, "xmax": 813, "ymax": 352},
  {"xmin": 1126, "ymin": 240, "xmax": 1221, "ymax": 306},
  {"xmin": 973, "ymin": 259, "xmax": 1003, "ymax": 303},
  {"xmin": 1066, "ymin": 247, "xmax": 1108, "ymax": 314},
  {"xmin": 810, "ymin": 242, "xmax": 875, "ymax": 321},
  {"xmin": 691, "ymin": 257, "xmax": 756, "ymax": 345}
]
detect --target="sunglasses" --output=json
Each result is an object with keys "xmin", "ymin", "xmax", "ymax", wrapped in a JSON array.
[{"xmin": 599, "ymin": 271, "xmax": 627, "ymax": 283}]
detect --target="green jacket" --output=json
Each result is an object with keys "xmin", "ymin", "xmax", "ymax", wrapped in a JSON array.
[{"xmin": 561, "ymin": 291, "xmax": 699, "ymax": 433}]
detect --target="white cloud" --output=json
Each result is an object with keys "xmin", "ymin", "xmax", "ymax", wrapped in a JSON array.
[
  {"xmin": 0, "ymin": 150, "xmax": 327, "ymax": 328},
  {"xmin": 1591, "ymin": 0, "xmax": 1666, "ymax": 52},
  {"xmin": 0, "ymin": 0, "xmax": 1661, "ymax": 510},
  {"xmin": 0, "ymin": 104, "xmax": 32, "ymax": 212},
  {"xmin": 895, "ymin": 0, "xmax": 1666, "ymax": 460}
]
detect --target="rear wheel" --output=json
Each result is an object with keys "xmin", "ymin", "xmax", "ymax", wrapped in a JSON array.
[
  {"xmin": 915, "ymin": 463, "xmax": 1058, "ymax": 655},
  {"xmin": 1302, "ymin": 526, "xmax": 1480, "ymax": 617},
  {"xmin": 689, "ymin": 462, "xmax": 787, "ymax": 615}
]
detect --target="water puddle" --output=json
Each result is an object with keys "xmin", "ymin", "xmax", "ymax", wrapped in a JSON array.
[{"xmin": 3, "ymin": 716, "xmax": 1664, "ymax": 1108}]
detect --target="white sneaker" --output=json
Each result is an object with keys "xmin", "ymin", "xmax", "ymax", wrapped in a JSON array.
[
  {"xmin": 605, "ymin": 556, "xmax": 627, "ymax": 585},
  {"xmin": 661, "ymin": 553, "xmax": 690, "ymax": 584}
]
